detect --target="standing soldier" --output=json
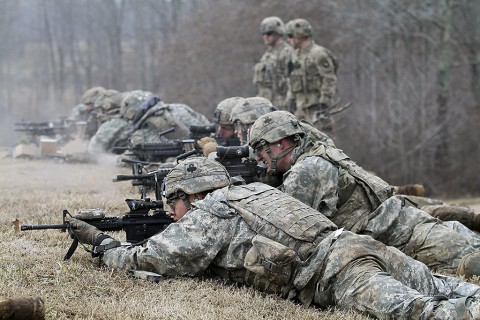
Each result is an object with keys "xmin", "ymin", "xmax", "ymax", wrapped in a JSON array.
[
  {"xmin": 285, "ymin": 19, "xmax": 338, "ymax": 134},
  {"xmin": 253, "ymin": 17, "xmax": 293, "ymax": 110}
]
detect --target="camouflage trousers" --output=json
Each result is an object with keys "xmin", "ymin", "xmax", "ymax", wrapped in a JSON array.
[
  {"xmin": 314, "ymin": 231, "xmax": 480, "ymax": 319},
  {"xmin": 365, "ymin": 196, "xmax": 480, "ymax": 275}
]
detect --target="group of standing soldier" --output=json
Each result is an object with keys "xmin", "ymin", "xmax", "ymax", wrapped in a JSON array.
[{"xmin": 253, "ymin": 17, "xmax": 338, "ymax": 134}]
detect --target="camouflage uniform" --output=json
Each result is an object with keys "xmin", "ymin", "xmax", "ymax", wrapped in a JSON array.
[
  {"xmin": 88, "ymin": 90, "xmax": 211, "ymax": 153},
  {"xmin": 70, "ymin": 87, "xmax": 106, "ymax": 122},
  {"xmin": 285, "ymin": 19, "xmax": 338, "ymax": 133},
  {"xmin": 249, "ymin": 111, "xmax": 480, "ymax": 277},
  {"xmin": 95, "ymin": 158, "xmax": 480, "ymax": 319},
  {"xmin": 253, "ymin": 17, "xmax": 293, "ymax": 110}
]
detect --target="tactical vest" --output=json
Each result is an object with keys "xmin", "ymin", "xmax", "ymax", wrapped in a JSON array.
[
  {"xmin": 297, "ymin": 142, "xmax": 392, "ymax": 209},
  {"xmin": 289, "ymin": 43, "xmax": 338, "ymax": 109},
  {"xmin": 253, "ymin": 43, "xmax": 290, "ymax": 102},
  {"xmin": 222, "ymin": 183, "xmax": 337, "ymax": 295},
  {"xmin": 225, "ymin": 183, "xmax": 336, "ymax": 260},
  {"xmin": 138, "ymin": 104, "xmax": 190, "ymax": 139}
]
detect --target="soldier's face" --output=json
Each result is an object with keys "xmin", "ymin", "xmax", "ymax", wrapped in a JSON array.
[
  {"xmin": 254, "ymin": 142, "xmax": 288, "ymax": 173},
  {"xmin": 263, "ymin": 32, "xmax": 279, "ymax": 46},
  {"xmin": 286, "ymin": 34, "xmax": 301, "ymax": 49},
  {"xmin": 168, "ymin": 198, "xmax": 188, "ymax": 221},
  {"xmin": 234, "ymin": 123, "xmax": 252, "ymax": 144},
  {"xmin": 217, "ymin": 124, "xmax": 235, "ymax": 139}
]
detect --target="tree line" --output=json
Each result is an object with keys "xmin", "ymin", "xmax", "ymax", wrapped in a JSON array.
[{"xmin": 0, "ymin": 0, "xmax": 478, "ymax": 197}]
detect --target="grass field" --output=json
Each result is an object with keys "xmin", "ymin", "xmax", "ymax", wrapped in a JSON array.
[{"xmin": 0, "ymin": 156, "xmax": 374, "ymax": 320}]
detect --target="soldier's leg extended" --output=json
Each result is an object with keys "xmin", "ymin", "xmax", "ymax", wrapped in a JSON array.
[
  {"xmin": 366, "ymin": 197, "xmax": 480, "ymax": 278},
  {"xmin": 404, "ymin": 220, "xmax": 480, "ymax": 277},
  {"xmin": 321, "ymin": 233, "xmax": 480, "ymax": 319},
  {"xmin": 404, "ymin": 195, "xmax": 480, "ymax": 233},
  {"xmin": 423, "ymin": 204, "xmax": 480, "ymax": 233}
]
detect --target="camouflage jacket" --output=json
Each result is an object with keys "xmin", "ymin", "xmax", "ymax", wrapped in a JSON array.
[
  {"xmin": 284, "ymin": 140, "xmax": 392, "ymax": 233},
  {"xmin": 253, "ymin": 40, "xmax": 293, "ymax": 108},
  {"xmin": 288, "ymin": 41, "xmax": 338, "ymax": 109}
]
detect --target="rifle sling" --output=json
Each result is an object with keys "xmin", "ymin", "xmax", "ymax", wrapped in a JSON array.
[{"xmin": 64, "ymin": 238, "xmax": 78, "ymax": 261}]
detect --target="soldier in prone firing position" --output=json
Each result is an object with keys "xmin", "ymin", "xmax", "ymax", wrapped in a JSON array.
[
  {"xmin": 67, "ymin": 156, "xmax": 480, "ymax": 319},
  {"xmin": 248, "ymin": 110, "xmax": 480, "ymax": 279}
]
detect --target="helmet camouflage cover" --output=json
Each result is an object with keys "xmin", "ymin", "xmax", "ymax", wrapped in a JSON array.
[
  {"xmin": 214, "ymin": 97, "xmax": 245, "ymax": 125},
  {"xmin": 120, "ymin": 90, "xmax": 153, "ymax": 120},
  {"xmin": 230, "ymin": 97, "xmax": 277, "ymax": 125},
  {"xmin": 248, "ymin": 111, "xmax": 305, "ymax": 148},
  {"xmin": 260, "ymin": 16, "xmax": 284, "ymax": 35},
  {"xmin": 94, "ymin": 89, "xmax": 123, "ymax": 111},
  {"xmin": 164, "ymin": 156, "xmax": 231, "ymax": 199},
  {"xmin": 285, "ymin": 18, "xmax": 312, "ymax": 39},
  {"xmin": 82, "ymin": 86, "xmax": 106, "ymax": 105}
]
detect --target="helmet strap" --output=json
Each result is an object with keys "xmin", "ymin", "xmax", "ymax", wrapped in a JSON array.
[
  {"xmin": 178, "ymin": 192, "xmax": 192, "ymax": 210},
  {"xmin": 262, "ymin": 140, "xmax": 296, "ymax": 174}
]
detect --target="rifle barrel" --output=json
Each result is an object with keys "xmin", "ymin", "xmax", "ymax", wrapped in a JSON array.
[{"xmin": 21, "ymin": 224, "xmax": 67, "ymax": 231}]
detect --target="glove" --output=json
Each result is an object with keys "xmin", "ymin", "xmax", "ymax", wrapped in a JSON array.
[
  {"xmin": 67, "ymin": 218, "xmax": 104, "ymax": 245},
  {"xmin": 197, "ymin": 137, "xmax": 219, "ymax": 157}
]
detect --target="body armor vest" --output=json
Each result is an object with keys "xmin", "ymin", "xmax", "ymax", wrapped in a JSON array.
[
  {"xmin": 297, "ymin": 142, "xmax": 392, "ymax": 208},
  {"xmin": 225, "ymin": 182, "xmax": 336, "ymax": 260}
]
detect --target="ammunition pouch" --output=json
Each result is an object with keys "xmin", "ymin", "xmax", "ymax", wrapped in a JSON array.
[{"xmin": 244, "ymin": 235, "xmax": 297, "ymax": 286}]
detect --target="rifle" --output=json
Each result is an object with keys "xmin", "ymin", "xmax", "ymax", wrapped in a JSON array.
[
  {"xmin": 114, "ymin": 166, "xmax": 172, "ymax": 200},
  {"xmin": 113, "ymin": 138, "xmax": 197, "ymax": 163},
  {"xmin": 188, "ymin": 123, "xmax": 241, "ymax": 147},
  {"xmin": 189, "ymin": 124, "xmax": 216, "ymax": 141},
  {"xmin": 215, "ymin": 145, "xmax": 261, "ymax": 183},
  {"xmin": 215, "ymin": 136, "xmax": 241, "ymax": 147},
  {"xmin": 15, "ymin": 120, "xmax": 69, "ymax": 140},
  {"xmin": 21, "ymin": 198, "xmax": 173, "ymax": 260}
]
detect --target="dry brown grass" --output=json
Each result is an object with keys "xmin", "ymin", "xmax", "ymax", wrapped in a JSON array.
[{"xmin": 0, "ymin": 156, "xmax": 372, "ymax": 319}]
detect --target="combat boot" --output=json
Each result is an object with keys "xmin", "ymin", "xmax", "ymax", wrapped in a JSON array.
[
  {"xmin": 0, "ymin": 296, "xmax": 45, "ymax": 320},
  {"xmin": 393, "ymin": 184, "xmax": 425, "ymax": 197}
]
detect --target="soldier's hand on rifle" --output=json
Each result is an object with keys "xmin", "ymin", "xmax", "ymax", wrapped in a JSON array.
[
  {"xmin": 197, "ymin": 137, "xmax": 218, "ymax": 157},
  {"xmin": 67, "ymin": 218, "xmax": 104, "ymax": 245}
]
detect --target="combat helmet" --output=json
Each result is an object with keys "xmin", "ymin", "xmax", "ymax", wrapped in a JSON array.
[
  {"xmin": 82, "ymin": 87, "xmax": 106, "ymax": 105},
  {"xmin": 248, "ymin": 111, "xmax": 304, "ymax": 149},
  {"xmin": 94, "ymin": 89, "xmax": 122, "ymax": 111},
  {"xmin": 230, "ymin": 97, "xmax": 277, "ymax": 143},
  {"xmin": 285, "ymin": 18, "xmax": 312, "ymax": 39},
  {"xmin": 214, "ymin": 97, "xmax": 245, "ymax": 125},
  {"xmin": 260, "ymin": 16, "xmax": 284, "ymax": 35},
  {"xmin": 231, "ymin": 97, "xmax": 277, "ymax": 125},
  {"xmin": 164, "ymin": 157, "xmax": 231, "ymax": 201},
  {"xmin": 120, "ymin": 90, "xmax": 153, "ymax": 120}
]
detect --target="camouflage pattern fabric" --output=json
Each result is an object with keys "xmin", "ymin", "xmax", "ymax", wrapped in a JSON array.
[
  {"xmin": 87, "ymin": 117, "xmax": 132, "ymax": 153},
  {"xmin": 253, "ymin": 40, "xmax": 293, "ymax": 109},
  {"xmin": 69, "ymin": 104, "xmax": 90, "ymax": 122},
  {"xmin": 88, "ymin": 102, "xmax": 211, "ymax": 152},
  {"xmin": 135, "ymin": 103, "xmax": 211, "ymax": 140},
  {"xmin": 101, "ymin": 183, "xmax": 480, "ymax": 319},
  {"xmin": 282, "ymin": 140, "xmax": 480, "ymax": 275},
  {"xmin": 288, "ymin": 42, "xmax": 337, "ymax": 132}
]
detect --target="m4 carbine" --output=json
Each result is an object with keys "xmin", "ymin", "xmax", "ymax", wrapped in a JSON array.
[{"xmin": 21, "ymin": 198, "xmax": 173, "ymax": 260}]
